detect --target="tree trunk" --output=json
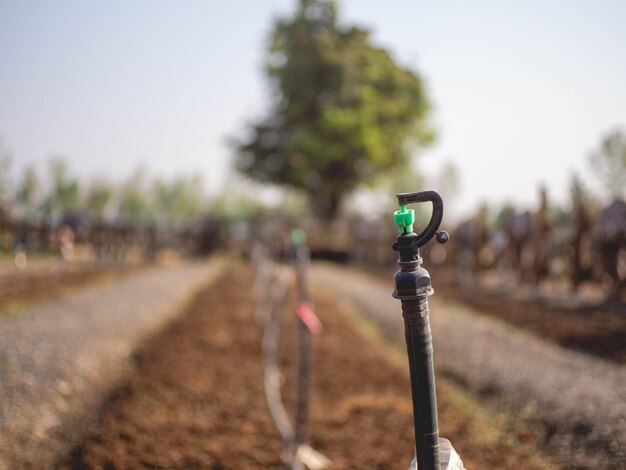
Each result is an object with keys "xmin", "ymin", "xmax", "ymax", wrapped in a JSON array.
[{"xmin": 310, "ymin": 188, "xmax": 342, "ymax": 221}]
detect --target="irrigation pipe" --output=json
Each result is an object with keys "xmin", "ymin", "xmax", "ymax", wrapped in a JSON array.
[
  {"xmin": 291, "ymin": 230, "xmax": 329, "ymax": 470},
  {"xmin": 258, "ymin": 239, "xmax": 329, "ymax": 470},
  {"xmin": 252, "ymin": 242, "xmax": 272, "ymax": 328},
  {"xmin": 262, "ymin": 264, "xmax": 295, "ymax": 446},
  {"xmin": 292, "ymin": 230, "xmax": 313, "ymax": 455},
  {"xmin": 392, "ymin": 191, "xmax": 466, "ymax": 470}
]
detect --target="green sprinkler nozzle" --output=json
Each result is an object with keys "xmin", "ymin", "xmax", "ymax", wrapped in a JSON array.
[
  {"xmin": 291, "ymin": 228, "xmax": 307, "ymax": 245},
  {"xmin": 393, "ymin": 205, "xmax": 415, "ymax": 234}
]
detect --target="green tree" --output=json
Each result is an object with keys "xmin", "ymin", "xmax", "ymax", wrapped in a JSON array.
[
  {"xmin": 0, "ymin": 142, "xmax": 12, "ymax": 205},
  {"xmin": 117, "ymin": 167, "xmax": 151, "ymax": 224},
  {"xmin": 15, "ymin": 166, "xmax": 40, "ymax": 219},
  {"xmin": 151, "ymin": 174, "xmax": 204, "ymax": 226},
  {"xmin": 589, "ymin": 128, "xmax": 626, "ymax": 200},
  {"xmin": 85, "ymin": 181, "xmax": 113, "ymax": 221},
  {"xmin": 235, "ymin": 0, "xmax": 433, "ymax": 219},
  {"xmin": 0, "ymin": 143, "xmax": 12, "ymax": 226},
  {"xmin": 42, "ymin": 158, "xmax": 80, "ymax": 217}
]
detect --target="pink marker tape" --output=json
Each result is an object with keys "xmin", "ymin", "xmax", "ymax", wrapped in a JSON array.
[{"xmin": 296, "ymin": 302, "xmax": 323, "ymax": 334}]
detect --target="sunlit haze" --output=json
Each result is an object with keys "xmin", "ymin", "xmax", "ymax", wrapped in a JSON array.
[{"xmin": 1, "ymin": 0, "xmax": 625, "ymax": 218}]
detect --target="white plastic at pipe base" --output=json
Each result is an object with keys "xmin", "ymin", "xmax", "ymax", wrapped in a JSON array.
[
  {"xmin": 296, "ymin": 444, "xmax": 331, "ymax": 469},
  {"xmin": 407, "ymin": 438, "xmax": 465, "ymax": 470}
]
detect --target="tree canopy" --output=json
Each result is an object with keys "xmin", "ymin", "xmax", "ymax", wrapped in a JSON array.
[
  {"xmin": 0, "ymin": 157, "xmax": 213, "ymax": 228},
  {"xmin": 41, "ymin": 159, "xmax": 80, "ymax": 217},
  {"xmin": 235, "ymin": 0, "xmax": 433, "ymax": 219}
]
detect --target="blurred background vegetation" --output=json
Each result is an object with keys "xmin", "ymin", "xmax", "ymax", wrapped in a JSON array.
[{"xmin": 0, "ymin": 0, "xmax": 624, "ymax": 249}]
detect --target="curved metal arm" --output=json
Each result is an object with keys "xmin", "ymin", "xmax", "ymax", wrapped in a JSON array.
[{"xmin": 396, "ymin": 191, "xmax": 446, "ymax": 248}]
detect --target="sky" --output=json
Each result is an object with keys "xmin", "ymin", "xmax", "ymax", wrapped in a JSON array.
[{"xmin": 1, "ymin": 0, "xmax": 625, "ymax": 219}]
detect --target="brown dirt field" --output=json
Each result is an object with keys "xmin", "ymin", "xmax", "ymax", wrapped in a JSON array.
[
  {"xmin": 0, "ymin": 263, "xmax": 136, "ymax": 313},
  {"xmin": 61, "ymin": 266, "xmax": 555, "ymax": 469},
  {"xmin": 433, "ymin": 279, "xmax": 626, "ymax": 365},
  {"xmin": 368, "ymin": 265, "xmax": 626, "ymax": 364}
]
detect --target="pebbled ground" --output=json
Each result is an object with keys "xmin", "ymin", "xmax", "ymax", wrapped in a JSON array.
[{"xmin": 0, "ymin": 260, "xmax": 222, "ymax": 469}]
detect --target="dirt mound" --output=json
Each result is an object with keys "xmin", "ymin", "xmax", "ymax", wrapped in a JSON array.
[
  {"xmin": 434, "ymin": 277, "xmax": 626, "ymax": 364},
  {"xmin": 0, "ymin": 262, "xmax": 135, "ymax": 312},
  {"xmin": 0, "ymin": 262, "xmax": 216, "ymax": 468}
]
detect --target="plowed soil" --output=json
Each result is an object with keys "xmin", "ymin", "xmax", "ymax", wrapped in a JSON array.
[
  {"xmin": 0, "ymin": 262, "xmax": 135, "ymax": 312},
  {"xmin": 367, "ymin": 265, "xmax": 626, "ymax": 364},
  {"xmin": 61, "ymin": 266, "xmax": 553, "ymax": 469},
  {"xmin": 433, "ymin": 276, "xmax": 626, "ymax": 364}
]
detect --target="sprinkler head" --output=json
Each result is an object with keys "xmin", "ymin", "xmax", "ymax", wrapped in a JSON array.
[{"xmin": 393, "ymin": 191, "xmax": 448, "ymax": 248}]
